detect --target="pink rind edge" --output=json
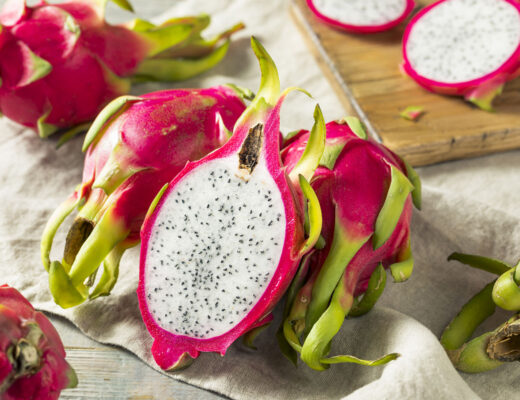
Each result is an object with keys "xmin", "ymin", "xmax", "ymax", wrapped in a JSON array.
[
  {"xmin": 137, "ymin": 102, "xmax": 302, "ymax": 370},
  {"xmin": 306, "ymin": 0, "xmax": 416, "ymax": 34}
]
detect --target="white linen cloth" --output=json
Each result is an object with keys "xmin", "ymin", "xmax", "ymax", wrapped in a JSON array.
[{"xmin": 1, "ymin": 0, "xmax": 518, "ymax": 398}]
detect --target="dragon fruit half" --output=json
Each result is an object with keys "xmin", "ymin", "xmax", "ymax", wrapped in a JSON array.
[
  {"xmin": 41, "ymin": 85, "xmax": 246, "ymax": 308},
  {"xmin": 0, "ymin": 285, "xmax": 77, "ymax": 399},
  {"xmin": 0, "ymin": 0, "xmax": 243, "ymax": 137},
  {"xmin": 441, "ymin": 252, "xmax": 520, "ymax": 373},
  {"xmin": 137, "ymin": 37, "xmax": 326, "ymax": 370},
  {"xmin": 278, "ymin": 118, "xmax": 421, "ymax": 370},
  {"xmin": 306, "ymin": 0, "xmax": 415, "ymax": 34},
  {"xmin": 402, "ymin": 0, "xmax": 520, "ymax": 111}
]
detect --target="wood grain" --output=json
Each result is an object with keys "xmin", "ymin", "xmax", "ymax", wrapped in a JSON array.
[
  {"xmin": 47, "ymin": 317, "xmax": 224, "ymax": 400},
  {"xmin": 291, "ymin": 0, "xmax": 520, "ymax": 166},
  {"xmin": 60, "ymin": 347, "xmax": 224, "ymax": 400}
]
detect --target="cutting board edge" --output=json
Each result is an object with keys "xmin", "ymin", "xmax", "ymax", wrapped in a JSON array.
[{"xmin": 290, "ymin": 0, "xmax": 520, "ymax": 167}]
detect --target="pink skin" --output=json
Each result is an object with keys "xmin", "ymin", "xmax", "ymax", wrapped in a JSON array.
[
  {"xmin": 0, "ymin": 0, "xmax": 145, "ymax": 130},
  {"xmin": 282, "ymin": 121, "xmax": 412, "ymax": 299},
  {"xmin": 41, "ymin": 86, "xmax": 246, "ymax": 309},
  {"xmin": 0, "ymin": 285, "xmax": 75, "ymax": 400},
  {"xmin": 0, "ymin": 0, "xmax": 241, "ymax": 132},
  {"xmin": 138, "ymin": 96, "xmax": 306, "ymax": 370},
  {"xmin": 306, "ymin": 0, "xmax": 415, "ymax": 34},
  {"xmin": 79, "ymin": 86, "xmax": 246, "ymax": 241},
  {"xmin": 401, "ymin": 0, "xmax": 520, "ymax": 101}
]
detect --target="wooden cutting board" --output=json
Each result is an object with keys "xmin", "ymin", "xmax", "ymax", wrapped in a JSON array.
[{"xmin": 291, "ymin": 0, "xmax": 520, "ymax": 166}]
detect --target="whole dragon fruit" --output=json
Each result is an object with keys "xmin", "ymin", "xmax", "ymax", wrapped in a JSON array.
[
  {"xmin": 0, "ymin": 285, "xmax": 77, "ymax": 399},
  {"xmin": 307, "ymin": 0, "xmax": 415, "ymax": 33},
  {"xmin": 278, "ymin": 119, "xmax": 421, "ymax": 370},
  {"xmin": 441, "ymin": 252, "xmax": 520, "ymax": 373},
  {"xmin": 41, "ymin": 86, "xmax": 246, "ymax": 308},
  {"xmin": 137, "ymin": 37, "xmax": 326, "ymax": 370},
  {"xmin": 402, "ymin": 0, "xmax": 520, "ymax": 111},
  {"xmin": 0, "ymin": 0, "xmax": 243, "ymax": 137}
]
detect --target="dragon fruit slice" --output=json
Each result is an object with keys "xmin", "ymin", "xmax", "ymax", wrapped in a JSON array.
[
  {"xmin": 441, "ymin": 252, "xmax": 520, "ymax": 373},
  {"xmin": 41, "ymin": 86, "xmax": 246, "ymax": 308},
  {"xmin": 306, "ymin": 0, "xmax": 415, "ymax": 33},
  {"xmin": 137, "ymin": 37, "xmax": 326, "ymax": 370},
  {"xmin": 402, "ymin": 0, "xmax": 520, "ymax": 111},
  {"xmin": 0, "ymin": 0, "xmax": 243, "ymax": 136},
  {"xmin": 0, "ymin": 285, "xmax": 77, "ymax": 399},
  {"xmin": 279, "ymin": 118, "xmax": 421, "ymax": 370}
]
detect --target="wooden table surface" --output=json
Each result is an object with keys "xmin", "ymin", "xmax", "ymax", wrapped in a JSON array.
[{"xmin": 49, "ymin": 315, "xmax": 225, "ymax": 399}]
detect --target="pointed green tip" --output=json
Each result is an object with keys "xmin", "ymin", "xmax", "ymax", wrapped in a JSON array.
[
  {"xmin": 56, "ymin": 123, "xmax": 90, "ymax": 148},
  {"xmin": 350, "ymin": 263, "xmax": 387, "ymax": 317},
  {"xmin": 373, "ymin": 165, "xmax": 414, "ymax": 250},
  {"xmin": 27, "ymin": 50, "xmax": 52, "ymax": 86},
  {"xmin": 390, "ymin": 255, "xmax": 414, "ymax": 283},
  {"xmin": 82, "ymin": 95, "xmax": 140, "ymax": 152},
  {"xmin": 298, "ymin": 174, "xmax": 322, "ymax": 256},
  {"xmin": 447, "ymin": 252, "xmax": 511, "ymax": 276},
  {"xmin": 145, "ymin": 183, "xmax": 169, "ymax": 221},
  {"xmin": 402, "ymin": 159, "xmax": 421, "ymax": 210},
  {"xmin": 289, "ymin": 103, "xmax": 325, "ymax": 183},
  {"xmin": 37, "ymin": 112, "xmax": 58, "ymax": 138},
  {"xmin": 112, "ymin": 0, "xmax": 134, "ymax": 12},
  {"xmin": 65, "ymin": 360, "xmax": 79, "ymax": 388},
  {"xmin": 225, "ymin": 83, "xmax": 255, "ymax": 102},
  {"xmin": 343, "ymin": 116, "xmax": 367, "ymax": 139},
  {"xmin": 466, "ymin": 85, "xmax": 503, "ymax": 112},
  {"xmin": 250, "ymin": 36, "xmax": 280, "ymax": 106},
  {"xmin": 48, "ymin": 261, "xmax": 87, "ymax": 309}
]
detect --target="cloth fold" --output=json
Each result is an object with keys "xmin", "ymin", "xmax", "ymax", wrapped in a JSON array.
[{"xmin": 0, "ymin": 0, "xmax": 518, "ymax": 399}]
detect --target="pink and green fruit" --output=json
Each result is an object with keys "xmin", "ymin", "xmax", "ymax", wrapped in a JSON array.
[
  {"xmin": 41, "ymin": 85, "xmax": 246, "ymax": 309},
  {"xmin": 0, "ymin": 0, "xmax": 243, "ymax": 136},
  {"xmin": 137, "ymin": 37, "xmax": 326, "ymax": 370},
  {"xmin": 0, "ymin": 285, "xmax": 77, "ymax": 400},
  {"xmin": 279, "ymin": 117, "xmax": 421, "ymax": 370}
]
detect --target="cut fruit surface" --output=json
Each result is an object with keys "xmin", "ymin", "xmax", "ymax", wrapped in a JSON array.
[
  {"xmin": 138, "ymin": 37, "xmax": 326, "ymax": 370},
  {"xmin": 405, "ymin": 0, "xmax": 520, "ymax": 83},
  {"xmin": 307, "ymin": 0, "xmax": 415, "ymax": 33},
  {"xmin": 144, "ymin": 156, "xmax": 286, "ymax": 339},
  {"xmin": 402, "ymin": 0, "xmax": 520, "ymax": 110}
]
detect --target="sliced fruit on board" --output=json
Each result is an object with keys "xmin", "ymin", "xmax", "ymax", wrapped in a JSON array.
[{"xmin": 402, "ymin": 0, "xmax": 520, "ymax": 111}]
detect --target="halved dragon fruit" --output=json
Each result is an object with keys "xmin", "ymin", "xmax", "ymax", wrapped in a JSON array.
[
  {"xmin": 306, "ymin": 0, "xmax": 415, "ymax": 33},
  {"xmin": 137, "ymin": 37, "xmax": 326, "ymax": 370},
  {"xmin": 0, "ymin": 285, "xmax": 77, "ymax": 399},
  {"xmin": 278, "ymin": 118, "xmax": 421, "ymax": 370},
  {"xmin": 402, "ymin": 0, "xmax": 520, "ymax": 111},
  {"xmin": 0, "ymin": 0, "xmax": 243, "ymax": 136},
  {"xmin": 41, "ymin": 86, "xmax": 246, "ymax": 308}
]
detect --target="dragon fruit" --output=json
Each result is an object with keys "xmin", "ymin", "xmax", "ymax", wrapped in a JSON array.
[
  {"xmin": 0, "ymin": 0, "xmax": 243, "ymax": 137},
  {"xmin": 137, "ymin": 37, "xmax": 326, "ymax": 370},
  {"xmin": 278, "ymin": 118, "xmax": 421, "ymax": 370},
  {"xmin": 41, "ymin": 86, "xmax": 246, "ymax": 308},
  {"xmin": 306, "ymin": 0, "xmax": 415, "ymax": 33},
  {"xmin": 402, "ymin": 0, "xmax": 520, "ymax": 111},
  {"xmin": 441, "ymin": 252, "xmax": 520, "ymax": 373},
  {"xmin": 0, "ymin": 285, "xmax": 77, "ymax": 399}
]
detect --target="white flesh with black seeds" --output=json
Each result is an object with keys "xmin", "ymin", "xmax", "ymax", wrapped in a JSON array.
[
  {"xmin": 406, "ymin": 0, "xmax": 520, "ymax": 83},
  {"xmin": 313, "ymin": 0, "xmax": 408, "ymax": 26},
  {"xmin": 145, "ymin": 156, "xmax": 286, "ymax": 339}
]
